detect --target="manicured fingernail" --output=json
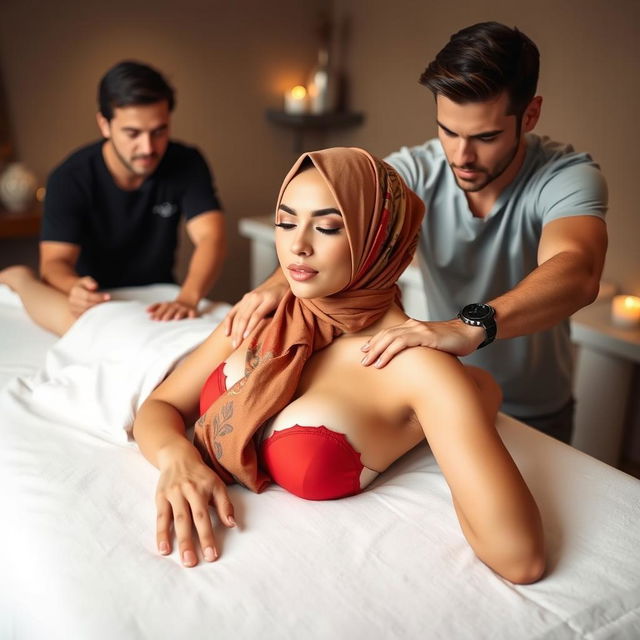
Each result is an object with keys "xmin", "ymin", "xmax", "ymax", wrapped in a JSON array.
[
  {"xmin": 204, "ymin": 546, "xmax": 217, "ymax": 562},
  {"xmin": 159, "ymin": 542, "xmax": 170, "ymax": 555},
  {"xmin": 228, "ymin": 515, "xmax": 237, "ymax": 527},
  {"xmin": 374, "ymin": 358, "xmax": 382, "ymax": 368},
  {"xmin": 361, "ymin": 355, "xmax": 369, "ymax": 365},
  {"xmin": 361, "ymin": 343, "xmax": 370, "ymax": 352},
  {"xmin": 182, "ymin": 550, "xmax": 197, "ymax": 566}
]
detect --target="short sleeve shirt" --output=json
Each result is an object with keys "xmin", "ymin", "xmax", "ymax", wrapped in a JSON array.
[
  {"xmin": 386, "ymin": 134, "xmax": 608, "ymax": 416},
  {"xmin": 42, "ymin": 140, "xmax": 222, "ymax": 288}
]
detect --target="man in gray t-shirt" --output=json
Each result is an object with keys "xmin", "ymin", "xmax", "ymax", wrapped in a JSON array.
[
  {"xmin": 224, "ymin": 22, "xmax": 607, "ymax": 443},
  {"xmin": 383, "ymin": 135, "xmax": 606, "ymax": 432},
  {"xmin": 361, "ymin": 22, "xmax": 608, "ymax": 442}
]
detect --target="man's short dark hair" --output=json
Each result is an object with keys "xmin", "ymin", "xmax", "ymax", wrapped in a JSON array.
[
  {"xmin": 98, "ymin": 61, "xmax": 175, "ymax": 120},
  {"xmin": 419, "ymin": 22, "xmax": 539, "ymax": 117}
]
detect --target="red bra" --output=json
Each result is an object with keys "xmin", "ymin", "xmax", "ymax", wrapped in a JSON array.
[{"xmin": 199, "ymin": 362, "xmax": 364, "ymax": 500}]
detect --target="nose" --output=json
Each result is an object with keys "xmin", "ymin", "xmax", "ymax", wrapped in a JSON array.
[
  {"xmin": 453, "ymin": 138, "xmax": 476, "ymax": 167},
  {"xmin": 138, "ymin": 133, "xmax": 153, "ymax": 155},
  {"xmin": 290, "ymin": 225, "xmax": 313, "ymax": 256}
]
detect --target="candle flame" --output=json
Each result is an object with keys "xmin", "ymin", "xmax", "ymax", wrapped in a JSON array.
[
  {"xmin": 623, "ymin": 295, "xmax": 640, "ymax": 310},
  {"xmin": 291, "ymin": 85, "xmax": 307, "ymax": 99}
]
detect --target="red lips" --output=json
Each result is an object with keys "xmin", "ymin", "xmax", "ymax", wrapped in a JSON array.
[{"xmin": 287, "ymin": 264, "xmax": 318, "ymax": 282}]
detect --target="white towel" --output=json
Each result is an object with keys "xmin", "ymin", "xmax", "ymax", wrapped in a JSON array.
[{"xmin": 3, "ymin": 296, "xmax": 230, "ymax": 443}]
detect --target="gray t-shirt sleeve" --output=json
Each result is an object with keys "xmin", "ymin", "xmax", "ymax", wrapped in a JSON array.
[
  {"xmin": 536, "ymin": 161, "xmax": 608, "ymax": 225},
  {"xmin": 384, "ymin": 145, "xmax": 430, "ymax": 194}
]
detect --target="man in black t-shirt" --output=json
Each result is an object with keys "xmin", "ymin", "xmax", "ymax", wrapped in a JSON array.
[{"xmin": 40, "ymin": 60, "xmax": 226, "ymax": 320}]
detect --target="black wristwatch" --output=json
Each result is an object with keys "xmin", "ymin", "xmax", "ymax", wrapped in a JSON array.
[{"xmin": 457, "ymin": 303, "xmax": 497, "ymax": 349}]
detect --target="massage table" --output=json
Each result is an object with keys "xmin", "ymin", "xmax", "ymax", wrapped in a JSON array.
[{"xmin": 1, "ymin": 283, "xmax": 639, "ymax": 639}]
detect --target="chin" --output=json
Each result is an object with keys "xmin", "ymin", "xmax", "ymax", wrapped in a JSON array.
[
  {"xmin": 287, "ymin": 281, "xmax": 327, "ymax": 300},
  {"xmin": 289, "ymin": 284, "xmax": 315, "ymax": 299}
]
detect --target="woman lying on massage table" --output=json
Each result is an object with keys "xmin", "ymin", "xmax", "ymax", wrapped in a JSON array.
[{"xmin": 0, "ymin": 147, "xmax": 544, "ymax": 583}]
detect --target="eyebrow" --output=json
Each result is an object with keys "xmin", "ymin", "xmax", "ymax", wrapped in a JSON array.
[
  {"xmin": 437, "ymin": 121, "xmax": 504, "ymax": 139},
  {"xmin": 279, "ymin": 204, "xmax": 342, "ymax": 217},
  {"xmin": 121, "ymin": 124, "xmax": 168, "ymax": 134}
]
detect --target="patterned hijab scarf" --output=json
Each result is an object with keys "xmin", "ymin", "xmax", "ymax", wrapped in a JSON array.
[{"xmin": 194, "ymin": 147, "xmax": 425, "ymax": 491}]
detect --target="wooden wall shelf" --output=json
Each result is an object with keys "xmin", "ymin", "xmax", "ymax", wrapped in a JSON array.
[
  {"xmin": 265, "ymin": 109, "xmax": 365, "ymax": 153},
  {"xmin": 0, "ymin": 206, "xmax": 42, "ymax": 239}
]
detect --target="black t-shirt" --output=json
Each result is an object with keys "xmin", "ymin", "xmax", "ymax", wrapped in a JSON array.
[{"xmin": 42, "ymin": 140, "xmax": 222, "ymax": 288}]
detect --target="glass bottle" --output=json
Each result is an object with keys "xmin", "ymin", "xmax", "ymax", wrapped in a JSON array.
[{"xmin": 307, "ymin": 48, "xmax": 337, "ymax": 115}]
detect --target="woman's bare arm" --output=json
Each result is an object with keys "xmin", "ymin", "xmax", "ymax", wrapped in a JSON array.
[
  {"xmin": 393, "ymin": 348, "xmax": 545, "ymax": 584},
  {"xmin": 132, "ymin": 321, "xmax": 236, "ymax": 567}
]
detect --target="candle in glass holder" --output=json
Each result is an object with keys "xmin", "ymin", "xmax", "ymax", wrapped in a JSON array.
[
  {"xmin": 611, "ymin": 295, "xmax": 640, "ymax": 328},
  {"xmin": 284, "ymin": 85, "xmax": 307, "ymax": 114}
]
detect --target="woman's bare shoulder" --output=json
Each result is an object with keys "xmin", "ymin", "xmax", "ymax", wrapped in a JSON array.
[
  {"xmin": 383, "ymin": 342, "xmax": 462, "ymax": 373},
  {"xmin": 377, "ymin": 345, "xmax": 471, "ymax": 400}
]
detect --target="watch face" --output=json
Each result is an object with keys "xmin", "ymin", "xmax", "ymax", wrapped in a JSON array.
[{"xmin": 463, "ymin": 303, "xmax": 492, "ymax": 321}]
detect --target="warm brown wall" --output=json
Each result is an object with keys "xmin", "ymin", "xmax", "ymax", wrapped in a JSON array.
[
  {"xmin": 0, "ymin": 0, "xmax": 325, "ymax": 302},
  {"xmin": 330, "ymin": 0, "xmax": 640, "ymax": 296},
  {"xmin": 2, "ymin": 1, "xmax": 639, "ymax": 299}
]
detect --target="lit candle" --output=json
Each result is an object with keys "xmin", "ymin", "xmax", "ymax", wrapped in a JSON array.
[
  {"xmin": 284, "ymin": 85, "xmax": 307, "ymax": 115},
  {"xmin": 611, "ymin": 295, "xmax": 640, "ymax": 328}
]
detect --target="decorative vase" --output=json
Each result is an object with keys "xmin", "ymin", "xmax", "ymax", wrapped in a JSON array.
[
  {"xmin": 0, "ymin": 162, "xmax": 37, "ymax": 213},
  {"xmin": 307, "ymin": 48, "xmax": 338, "ymax": 115}
]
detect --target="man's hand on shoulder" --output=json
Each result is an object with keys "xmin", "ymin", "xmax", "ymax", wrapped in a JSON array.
[
  {"xmin": 147, "ymin": 299, "xmax": 199, "ymax": 321},
  {"xmin": 223, "ymin": 279, "xmax": 288, "ymax": 348},
  {"xmin": 68, "ymin": 276, "xmax": 110, "ymax": 317},
  {"xmin": 360, "ymin": 317, "xmax": 485, "ymax": 368}
]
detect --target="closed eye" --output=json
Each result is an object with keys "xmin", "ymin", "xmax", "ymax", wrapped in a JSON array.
[{"xmin": 275, "ymin": 222, "xmax": 342, "ymax": 235}]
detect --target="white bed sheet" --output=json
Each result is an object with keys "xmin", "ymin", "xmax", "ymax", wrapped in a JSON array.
[{"xmin": 1, "ymin": 284, "xmax": 640, "ymax": 640}]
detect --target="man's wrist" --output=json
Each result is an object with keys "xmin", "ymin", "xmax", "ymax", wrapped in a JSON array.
[
  {"xmin": 265, "ymin": 267, "xmax": 288, "ymax": 289},
  {"xmin": 457, "ymin": 303, "xmax": 497, "ymax": 349},
  {"xmin": 457, "ymin": 319, "xmax": 486, "ymax": 349},
  {"xmin": 176, "ymin": 288, "xmax": 201, "ymax": 307}
]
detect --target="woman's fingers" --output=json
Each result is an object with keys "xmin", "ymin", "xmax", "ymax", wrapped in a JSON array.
[
  {"xmin": 182, "ymin": 482, "xmax": 219, "ymax": 563},
  {"xmin": 156, "ymin": 495, "xmax": 174, "ymax": 556},
  {"xmin": 211, "ymin": 483, "xmax": 237, "ymax": 529},
  {"xmin": 167, "ymin": 492, "xmax": 201, "ymax": 567},
  {"xmin": 156, "ymin": 476, "xmax": 236, "ymax": 566}
]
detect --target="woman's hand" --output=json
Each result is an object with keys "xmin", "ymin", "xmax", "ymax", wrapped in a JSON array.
[
  {"xmin": 360, "ymin": 317, "xmax": 485, "ymax": 367},
  {"xmin": 155, "ymin": 442, "xmax": 236, "ymax": 567}
]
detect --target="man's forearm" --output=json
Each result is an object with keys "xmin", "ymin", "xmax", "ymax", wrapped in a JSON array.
[
  {"xmin": 40, "ymin": 259, "xmax": 81, "ymax": 294},
  {"xmin": 178, "ymin": 241, "xmax": 225, "ymax": 306},
  {"xmin": 259, "ymin": 266, "xmax": 287, "ymax": 291},
  {"xmin": 489, "ymin": 251, "xmax": 601, "ymax": 340}
]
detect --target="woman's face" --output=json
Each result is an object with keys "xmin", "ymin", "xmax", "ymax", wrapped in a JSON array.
[{"xmin": 275, "ymin": 167, "xmax": 351, "ymax": 299}]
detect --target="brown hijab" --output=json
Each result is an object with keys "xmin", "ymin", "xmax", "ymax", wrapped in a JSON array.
[{"xmin": 194, "ymin": 147, "xmax": 425, "ymax": 491}]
